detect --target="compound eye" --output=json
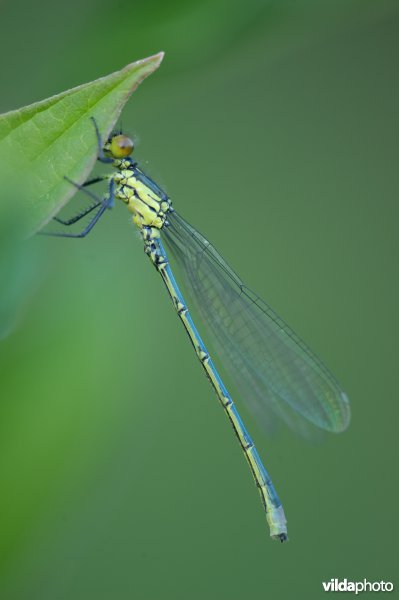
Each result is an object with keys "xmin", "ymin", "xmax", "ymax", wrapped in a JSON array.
[{"xmin": 110, "ymin": 134, "xmax": 134, "ymax": 158}]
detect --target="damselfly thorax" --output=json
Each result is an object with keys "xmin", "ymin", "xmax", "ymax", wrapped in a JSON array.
[{"xmin": 111, "ymin": 156, "xmax": 172, "ymax": 231}]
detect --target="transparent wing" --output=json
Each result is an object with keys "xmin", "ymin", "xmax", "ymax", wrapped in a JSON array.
[{"xmin": 162, "ymin": 211, "xmax": 350, "ymax": 437}]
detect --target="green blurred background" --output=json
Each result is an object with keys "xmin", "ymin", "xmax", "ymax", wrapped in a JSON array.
[{"xmin": 1, "ymin": 1, "xmax": 398, "ymax": 598}]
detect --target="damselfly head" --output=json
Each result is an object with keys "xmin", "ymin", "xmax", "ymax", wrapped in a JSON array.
[{"xmin": 105, "ymin": 134, "xmax": 134, "ymax": 159}]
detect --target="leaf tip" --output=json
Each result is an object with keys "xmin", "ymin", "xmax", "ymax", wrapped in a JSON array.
[{"xmin": 146, "ymin": 51, "xmax": 165, "ymax": 68}]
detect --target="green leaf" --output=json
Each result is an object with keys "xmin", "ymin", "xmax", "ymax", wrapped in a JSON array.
[
  {"xmin": 0, "ymin": 217, "xmax": 41, "ymax": 340},
  {"xmin": 0, "ymin": 53, "xmax": 164, "ymax": 236}
]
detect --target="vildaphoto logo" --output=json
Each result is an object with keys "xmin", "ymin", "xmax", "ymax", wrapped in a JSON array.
[{"xmin": 322, "ymin": 579, "xmax": 394, "ymax": 594}]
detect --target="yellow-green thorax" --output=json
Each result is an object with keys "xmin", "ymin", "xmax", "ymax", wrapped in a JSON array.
[{"xmin": 112, "ymin": 158, "xmax": 171, "ymax": 231}]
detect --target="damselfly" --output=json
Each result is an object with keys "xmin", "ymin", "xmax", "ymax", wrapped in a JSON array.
[{"xmin": 42, "ymin": 118, "xmax": 351, "ymax": 542}]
